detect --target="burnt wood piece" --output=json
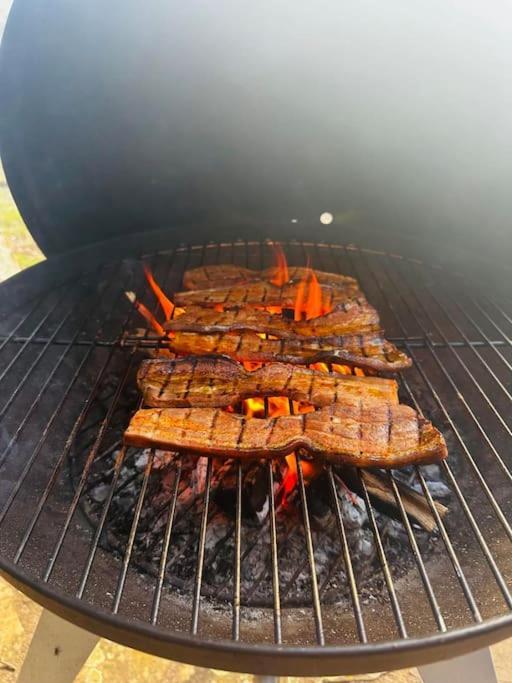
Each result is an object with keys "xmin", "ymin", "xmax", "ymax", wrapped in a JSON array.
[
  {"xmin": 335, "ymin": 467, "xmax": 448, "ymax": 532},
  {"xmin": 124, "ymin": 400, "xmax": 448, "ymax": 469},
  {"xmin": 166, "ymin": 298, "xmax": 379, "ymax": 337},
  {"xmin": 138, "ymin": 356, "xmax": 399, "ymax": 408},
  {"xmin": 183, "ymin": 265, "xmax": 359, "ymax": 291},
  {"xmin": 174, "ymin": 280, "xmax": 362, "ymax": 309},
  {"xmin": 165, "ymin": 331, "xmax": 412, "ymax": 372}
]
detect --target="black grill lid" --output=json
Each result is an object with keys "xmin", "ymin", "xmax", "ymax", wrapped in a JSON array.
[{"xmin": 1, "ymin": 0, "xmax": 512, "ymax": 257}]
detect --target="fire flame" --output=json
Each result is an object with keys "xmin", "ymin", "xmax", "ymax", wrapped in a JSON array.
[
  {"xmin": 242, "ymin": 395, "xmax": 320, "ymax": 493},
  {"xmin": 293, "ymin": 266, "xmax": 333, "ymax": 321},
  {"xmin": 126, "ymin": 260, "xmax": 363, "ymax": 497},
  {"xmin": 125, "ymin": 292, "xmax": 165, "ymax": 336},
  {"xmin": 143, "ymin": 264, "xmax": 175, "ymax": 321},
  {"xmin": 270, "ymin": 242, "xmax": 289, "ymax": 286}
]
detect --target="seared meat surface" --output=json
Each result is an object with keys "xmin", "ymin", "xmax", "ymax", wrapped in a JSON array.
[
  {"xmin": 166, "ymin": 298, "xmax": 379, "ymax": 337},
  {"xmin": 174, "ymin": 280, "xmax": 361, "ymax": 309},
  {"xmin": 124, "ymin": 399, "xmax": 447, "ymax": 468},
  {"xmin": 183, "ymin": 264, "xmax": 358, "ymax": 291},
  {"xmin": 138, "ymin": 356, "xmax": 399, "ymax": 408},
  {"xmin": 165, "ymin": 331, "xmax": 412, "ymax": 372}
]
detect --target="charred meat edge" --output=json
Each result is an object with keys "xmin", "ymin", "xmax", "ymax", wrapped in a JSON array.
[
  {"xmin": 165, "ymin": 331, "xmax": 412, "ymax": 372},
  {"xmin": 183, "ymin": 264, "xmax": 358, "ymax": 291},
  {"xmin": 124, "ymin": 403, "xmax": 447, "ymax": 469},
  {"xmin": 138, "ymin": 355, "xmax": 399, "ymax": 408},
  {"xmin": 166, "ymin": 298, "xmax": 380, "ymax": 337},
  {"xmin": 174, "ymin": 280, "xmax": 362, "ymax": 309}
]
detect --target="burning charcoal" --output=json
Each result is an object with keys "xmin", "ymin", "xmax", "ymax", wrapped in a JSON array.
[
  {"xmin": 382, "ymin": 518, "xmax": 409, "ymax": 545},
  {"xmin": 351, "ymin": 530, "xmax": 375, "ymax": 563},
  {"xmin": 255, "ymin": 497, "xmax": 269, "ymax": 525},
  {"xmin": 335, "ymin": 466, "xmax": 447, "ymax": 533},
  {"xmin": 135, "ymin": 449, "xmax": 150, "ymax": 471},
  {"xmin": 244, "ymin": 461, "xmax": 269, "ymax": 515},
  {"xmin": 153, "ymin": 450, "xmax": 177, "ymax": 469},
  {"xmin": 192, "ymin": 456, "xmax": 209, "ymax": 494},
  {"xmin": 424, "ymin": 480, "xmax": 451, "ymax": 499},
  {"xmin": 90, "ymin": 483, "xmax": 111, "ymax": 503},
  {"xmin": 307, "ymin": 474, "xmax": 334, "ymax": 529},
  {"xmin": 214, "ymin": 460, "xmax": 270, "ymax": 522},
  {"xmin": 338, "ymin": 488, "xmax": 367, "ymax": 530},
  {"xmin": 421, "ymin": 464, "xmax": 441, "ymax": 480}
]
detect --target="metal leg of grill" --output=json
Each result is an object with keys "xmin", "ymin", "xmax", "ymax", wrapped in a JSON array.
[
  {"xmin": 17, "ymin": 609, "xmax": 99, "ymax": 683},
  {"xmin": 417, "ymin": 647, "xmax": 497, "ymax": 683}
]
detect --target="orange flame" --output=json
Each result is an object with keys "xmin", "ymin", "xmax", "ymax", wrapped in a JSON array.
[
  {"xmin": 293, "ymin": 266, "xmax": 333, "ymax": 321},
  {"xmin": 305, "ymin": 269, "xmax": 323, "ymax": 319},
  {"xmin": 293, "ymin": 276, "xmax": 307, "ymax": 321},
  {"xmin": 125, "ymin": 292, "xmax": 165, "ymax": 336},
  {"xmin": 240, "ymin": 394, "xmax": 320, "ymax": 494},
  {"xmin": 283, "ymin": 454, "xmax": 320, "ymax": 494},
  {"xmin": 270, "ymin": 243, "xmax": 289, "ymax": 286},
  {"xmin": 143, "ymin": 264, "xmax": 175, "ymax": 321},
  {"xmin": 243, "ymin": 397, "xmax": 265, "ymax": 418}
]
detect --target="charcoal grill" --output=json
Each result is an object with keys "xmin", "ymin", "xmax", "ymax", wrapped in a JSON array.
[
  {"xmin": 1, "ymin": 1, "xmax": 512, "ymax": 679},
  {"xmin": 1, "ymin": 238, "xmax": 512, "ymax": 677}
]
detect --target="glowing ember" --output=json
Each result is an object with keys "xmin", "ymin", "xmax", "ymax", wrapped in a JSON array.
[
  {"xmin": 243, "ymin": 397, "xmax": 265, "ymax": 418},
  {"xmin": 242, "ymin": 361, "xmax": 264, "ymax": 371},
  {"xmin": 143, "ymin": 264, "xmax": 174, "ymax": 321},
  {"xmin": 270, "ymin": 242, "xmax": 289, "ymax": 286},
  {"xmin": 332, "ymin": 363, "xmax": 352, "ymax": 375}
]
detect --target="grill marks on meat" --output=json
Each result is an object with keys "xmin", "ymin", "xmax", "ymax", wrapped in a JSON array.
[
  {"xmin": 138, "ymin": 356, "xmax": 399, "ymax": 408},
  {"xmin": 183, "ymin": 264, "xmax": 358, "ymax": 291},
  {"xmin": 166, "ymin": 299, "xmax": 379, "ymax": 337},
  {"xmin": 166, "ymin": 331, "xmax": 412, "ymax": 372},
  {"xmin": 124, "ymin": 399, "xmax": 447, "ymax": 468},
  {"xmin": 174, "ymin": 280, "xmax": 361, "ymax": 309}
]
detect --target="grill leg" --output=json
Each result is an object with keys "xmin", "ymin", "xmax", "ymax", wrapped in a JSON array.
[
  {"xmin": 17, "ymin": 609, "xmax": 99, "ymax": 683},
  {"xmin": 418, "ymin": 647, "xmax": 497, "ymax": 683}
]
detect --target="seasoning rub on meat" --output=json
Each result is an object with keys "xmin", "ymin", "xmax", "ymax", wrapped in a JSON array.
[
  {"xmin": 174, "ymin": 280, "xmax": 361, "ymax": 310},
  {"xmin": 124, "ymin": 398, "xmax": 447, "ymax": 468},
  {"xmin": 165, "ymin": 330, "xmax": 412, "ymax": 372},
  {"xmin": 138, "ymin": 356, "xmax": 399, "ymax": 408},
  {"xmin": 183, "ymin": 264, "xmax": 358, "ymax": 291},
  {"xmin": 166, "ymin": 298, "xmax": 379, "ymax": 337}
]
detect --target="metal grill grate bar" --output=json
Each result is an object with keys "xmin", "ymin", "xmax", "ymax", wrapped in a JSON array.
[{"xmin": 2, "ymin": 239, "xmax": 512, "ymax": 664}]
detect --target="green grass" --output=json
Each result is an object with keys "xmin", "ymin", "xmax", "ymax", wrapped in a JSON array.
[{"xmin": 0, "ymin": 162, "xmax": 44, "ymax": 277}]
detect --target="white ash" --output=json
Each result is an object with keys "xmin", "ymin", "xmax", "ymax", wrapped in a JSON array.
[
  {"xmin": 255, "ymin": 497, "xmax": 269, "ymax": 525},
  {"xmin": 80, "ymin": 450, "xmax": 448, "ymax": 609}
]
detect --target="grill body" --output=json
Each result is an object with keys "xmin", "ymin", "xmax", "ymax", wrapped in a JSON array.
[
  {"xmin": 1, "ymin": 0, "xmax": 512, "ymax": 674},
  {"xmin": 0, "ymin": 235, "xmax": 512, "ymax": 676}
]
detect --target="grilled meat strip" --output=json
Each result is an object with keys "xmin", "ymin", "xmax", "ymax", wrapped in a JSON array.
[
  {"xmin": 166, "ymin": 298, "xmax": 379, "ymax": 337},
  {"xmin": 124, "ymin": 399, "xmax": 447, "ymax": 468},
  {"xmin": 138, "ymin": 356, "xmax": 399, "ymax": 408},
  {"xmin": 165, "ymin": 331, "xmax": 412, "ymax": 372},
  {"xmin": 174, "ymin": 280, "xmax": 361, "ymax": 309},
  {"xmin": 183, "ymin": 264, "xmax": 358, "ymax": 291}
]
